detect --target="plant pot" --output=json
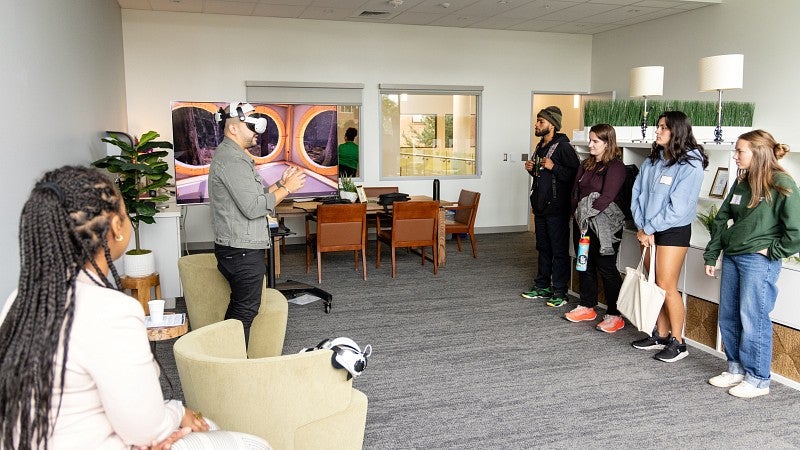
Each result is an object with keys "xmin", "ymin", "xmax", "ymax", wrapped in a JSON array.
[
  {"xmin": 340, "ymin": 190, "xmax": 359, "ymax": 203},
  {"xmin": 123, "ymin": 250, "xmax": 156, "ymax": 277}
]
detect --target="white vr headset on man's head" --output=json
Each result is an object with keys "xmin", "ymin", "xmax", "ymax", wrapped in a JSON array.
[{"xmin": 214, "ymin": 101, "xmax": 267, "ymax": 134}]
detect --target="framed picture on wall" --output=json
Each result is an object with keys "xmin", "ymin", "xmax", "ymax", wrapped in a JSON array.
[{"xmin": 709, "ymin": 167, "xmax": 729, "ymax": 198}]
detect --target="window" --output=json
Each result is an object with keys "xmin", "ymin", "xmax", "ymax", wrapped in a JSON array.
[{"xmin": 379, "ymin": 84, "xmax": 481, "ymax": 178}]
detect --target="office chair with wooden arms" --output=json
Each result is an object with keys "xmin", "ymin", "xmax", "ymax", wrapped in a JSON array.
[
  {"xmin": 363, "ymin": 186, "xmax": 398, "ymax": 235},
  {"xmin": 444, "ymin": 189, "xmax": 481, "ymax": 258},
  {"xmin": 375, "ymin": 200, "xmax": 439, "ymax": 278},
  {"xmin": 305, "ymin": 203, "xmax": 367, "ymax": 284}
]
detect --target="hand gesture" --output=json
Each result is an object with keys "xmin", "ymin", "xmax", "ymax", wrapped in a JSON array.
[
  {"xmin": 524, "ymin": 160, "xmax": 535, "ymax": 172},
  {"xmin": 282, "ymin": 167, "xmax": 306, "ymax": 193},
  {"xmin": 540, "ymin": 157, "xmax": 554, "ymax": 171},
  {"xmin": 135, "ymin": 427, "xmax": 190, "ymax": 450}
]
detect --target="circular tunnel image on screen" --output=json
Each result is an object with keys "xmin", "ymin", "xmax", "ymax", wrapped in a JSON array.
[{"xmin": 302, "ymin": 110, "xmax": 337, "ymax": 167}]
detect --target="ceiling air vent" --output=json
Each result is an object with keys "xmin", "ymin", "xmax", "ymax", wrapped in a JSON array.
[{"xmin": 357, "ymin": 10, "xmax": 391, "ymax": 17}]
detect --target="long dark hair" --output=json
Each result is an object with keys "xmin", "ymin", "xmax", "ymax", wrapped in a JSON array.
[
  {"xmin": 649, "ymin": 110, "xmax": 709, "ymax": 169},
  {"xmin": 0, "ymin": 166, "xmax": 124, "ymax": 449}
]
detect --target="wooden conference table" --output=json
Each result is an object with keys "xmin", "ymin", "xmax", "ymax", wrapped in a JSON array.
[{"xmin": 274, "ymin": 195, "xmax": 452, "ymax": 270}]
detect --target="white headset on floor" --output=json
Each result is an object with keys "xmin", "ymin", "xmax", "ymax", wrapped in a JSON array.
[{"xmin": 300, "ymin": 337, "xmax": 372, "ymax": 379}]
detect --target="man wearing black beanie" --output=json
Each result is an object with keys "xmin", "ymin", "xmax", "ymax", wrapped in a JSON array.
[{"xmin": 521, "ymin": 106, "xmax": 579, "ymax": 307}]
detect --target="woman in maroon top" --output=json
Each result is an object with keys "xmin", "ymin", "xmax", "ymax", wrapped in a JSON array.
[{"xmin": 565, "ymin": 124, "xmax": 627, "ymax": 332}]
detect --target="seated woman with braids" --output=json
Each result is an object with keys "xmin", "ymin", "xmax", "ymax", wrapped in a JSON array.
[{"xmin": 0, "ymin": 166, "xmax": 209, "ymax": 449}]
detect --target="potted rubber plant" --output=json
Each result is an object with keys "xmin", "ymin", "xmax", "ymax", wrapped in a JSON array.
[{"xmin": 92, "ymin": 131, "xmax": 173, "ymax": 276}]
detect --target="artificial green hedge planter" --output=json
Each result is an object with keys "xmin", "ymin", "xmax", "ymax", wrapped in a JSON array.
[{"xmin": 584, "ymin": 99, "xmax": 755, "ymax": 127}]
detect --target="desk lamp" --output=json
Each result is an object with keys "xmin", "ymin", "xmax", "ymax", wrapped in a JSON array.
[
  {"xmin": 630, "ymin": 66, "xmax": 664, "ymax": 141},
  {"xmin": 699, "ymin": 54, "xmax": 744, "ymax": 144}
]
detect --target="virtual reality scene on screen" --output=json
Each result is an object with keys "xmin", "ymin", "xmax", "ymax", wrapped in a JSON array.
[{"xmin": 172, "ymin": 101, "xmax": 358, "ymax": 204}]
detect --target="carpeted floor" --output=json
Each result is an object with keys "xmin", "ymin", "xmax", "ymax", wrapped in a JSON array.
[{"xmin": 158, "ymin": 232, "xmax": 800, "ymax": 449}]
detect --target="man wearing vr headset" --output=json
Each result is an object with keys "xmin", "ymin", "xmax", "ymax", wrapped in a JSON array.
[{"xmin": 209, "ymin": 102, "xmax": 306, "ymax": 344}]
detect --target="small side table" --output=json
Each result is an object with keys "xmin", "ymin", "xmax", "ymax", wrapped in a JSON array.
[
  {"xmin": 147, "ymin": 315, "xmax": 188, "ymax": 342},
  {"xmin": 120, "ymin": 273, "xmax": 161, "ymax": 314}
]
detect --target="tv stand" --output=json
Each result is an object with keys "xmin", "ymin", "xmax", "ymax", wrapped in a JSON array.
[{"xmin": 267, "ymin": 225, "xmax": 332, "ymax": 313}]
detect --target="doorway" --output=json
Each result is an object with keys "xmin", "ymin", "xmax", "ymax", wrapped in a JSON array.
[{"xmin": 528, "ymin": 92, "xmax": 615, "ymax": 229}]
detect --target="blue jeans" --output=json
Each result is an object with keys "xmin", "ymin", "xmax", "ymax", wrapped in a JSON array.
[
  {"xmin": 718, "ymin": 253, "xmax": 782, "ymax": 388},
  {"xmin": 533, "ymin": 214, "xmax": 571, "ymax": 295}
]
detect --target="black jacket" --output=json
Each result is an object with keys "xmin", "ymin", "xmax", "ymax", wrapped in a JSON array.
[{"xmin": 529, "ymin": 133, "xmax": 579, "ymax": 216}]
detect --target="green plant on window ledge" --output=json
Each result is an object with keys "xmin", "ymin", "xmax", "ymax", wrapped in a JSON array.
[
  {"xmin": 340, "ymin": 176, "xmax": 357, "ymax": 193},
  {"xmin": 92, "ymin": 131, "xmax": 173, "ymax": 255},
  {"xmin": 696, "ymin": 204, "xmax": 719, "ymax": 234}
]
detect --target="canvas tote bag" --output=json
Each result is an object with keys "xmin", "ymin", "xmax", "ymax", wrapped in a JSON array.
[{"xmin": 617, "ymin": 247, "xmax": 666, "ymax": 335}]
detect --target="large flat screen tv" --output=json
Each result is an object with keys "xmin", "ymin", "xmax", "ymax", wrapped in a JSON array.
[{"xmin": 172, "ymin": 101, "xmax": 359, "ymax": 205}]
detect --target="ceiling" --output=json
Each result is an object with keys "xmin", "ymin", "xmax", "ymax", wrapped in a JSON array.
[{"xmin": 117, "ymin": 0, "xmax": 720, "ymax": 35}]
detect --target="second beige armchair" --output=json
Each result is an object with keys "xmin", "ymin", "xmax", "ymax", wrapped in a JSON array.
[
  {"xmin": 173, "ymin": 320, "xmax": 368, "ymax": 450},
  {"xmin": 177, "ymin": 253, "xmax": 288, "ymax": 359}
]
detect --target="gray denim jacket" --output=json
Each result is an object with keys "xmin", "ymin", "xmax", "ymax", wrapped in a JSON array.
[
  {"xmin": 575, "ymin": 191, "xmax": 625, "ymax": 255},
  {"xmin": 209, "ymin": 137, "xmax": 277, "ymax": 249}
]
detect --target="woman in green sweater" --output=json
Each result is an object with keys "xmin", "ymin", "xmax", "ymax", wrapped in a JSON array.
[{"xmin": 703, "ymin": 129, "xmax": 800, "ymax": 398}]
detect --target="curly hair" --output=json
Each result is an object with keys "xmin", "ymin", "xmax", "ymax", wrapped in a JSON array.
[
  {"xmin": 0, "ymin": 166, "xmax": 123, "ymax": 449},
  {"xmin": 648, "ymin": 111, "xmax": 709, "ymax": 169}
]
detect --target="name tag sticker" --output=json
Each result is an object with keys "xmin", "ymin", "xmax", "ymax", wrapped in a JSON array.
[
  {"xmin": 659, "ymin": 175, "xmax": 673, "ymax": 185},
  {"xmin": 731, "ymin": 194, "xmax": 742, "ymax": 205}
]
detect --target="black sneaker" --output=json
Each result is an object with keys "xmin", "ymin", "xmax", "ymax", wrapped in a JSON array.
[
  {"xmin": 654, "ymin": 337, "xmax": 689, "ymax": 362},
  {"xmin": 631, "ymin": 332, "xmax": 671, "ymax": 350}
]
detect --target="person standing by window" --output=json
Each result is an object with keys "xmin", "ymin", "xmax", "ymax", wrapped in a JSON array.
[
  {"xmin": 338, "ymin": 127, "xmax": 359, "ymax": 177},
  {"xmin": 565, "ymin": 124, "xmax": 626, "ymax": 332},
  {"xmin": 521, "ymin": 106, "xmax": 580, "ymax": 307},
  {"xmin": 704, "ymin": 130, "xmax": 800, "ymax": 398},
  {"xmin": 630, "ymin": 111, "xmax": 707, "ymax": 362}
]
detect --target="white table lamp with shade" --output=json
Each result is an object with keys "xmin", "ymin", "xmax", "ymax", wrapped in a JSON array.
[
  {"xmin": 629, "ymin": 65, "xmax": 664, "ymax": 142},
  {"xmin": 699, "ymin": 53, "xmax": 744, "ymax": 144}
]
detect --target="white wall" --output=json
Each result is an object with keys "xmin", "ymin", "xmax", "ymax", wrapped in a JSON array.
[
  {"xmin": 121, "ymin": 11, "xmax": 593, "ymax": 242},
  {"xmin": 0, "ymin": 0, "xmax": 128, "ymax": 299},
  {"xmin": 591, "ymin": 0, "xmax": 800, "ymax": 147}
]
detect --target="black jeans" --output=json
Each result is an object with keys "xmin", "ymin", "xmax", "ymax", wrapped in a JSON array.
[
  {"xmin": 214, "ymin": 244, "xmax": 267, "ymax": 344},
  {"xmin": 573, "ymin": 226, "xmax": 623, "ymax": 315},
  {"xmin": 533, "ymin": 213, "xmax": 571, "ymax": 295}
]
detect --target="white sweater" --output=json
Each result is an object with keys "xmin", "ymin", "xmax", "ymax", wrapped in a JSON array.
[{"xmin": 1, "ymin": 271, "xmax": 184, "ymax": 449}]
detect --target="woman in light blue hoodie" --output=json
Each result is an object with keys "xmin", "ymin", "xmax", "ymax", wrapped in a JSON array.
[{"xmin": 630, "ymin": 111, "xmax": 707, "ymax": 363}]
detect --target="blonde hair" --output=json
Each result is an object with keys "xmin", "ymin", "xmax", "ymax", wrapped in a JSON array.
[{"xmin": 737, "ymin": 129, "xmax": 792, "ymax": 208}]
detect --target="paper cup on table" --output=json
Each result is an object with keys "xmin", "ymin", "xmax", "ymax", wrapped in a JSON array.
[{"xmin": 148, "ymin": 300, "xmax": 165, "ymax": 325}]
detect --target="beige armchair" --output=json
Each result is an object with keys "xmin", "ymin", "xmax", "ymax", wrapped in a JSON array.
[
  {"xmin": 173, "ymin": 320, "xmax": 368, "ymax": 450},
  {"xmin": 177, "ymin": 253, "xmax": 288, "ymax": 358}
]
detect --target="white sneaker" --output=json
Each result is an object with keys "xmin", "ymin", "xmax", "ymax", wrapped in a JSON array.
[
  {"xmin": 728, "ymin": 380, "xmax": 769, "ymax": 398},
  {"xmin": 708, "ymin": 371, "xmax": 744, "ymax": 388}
]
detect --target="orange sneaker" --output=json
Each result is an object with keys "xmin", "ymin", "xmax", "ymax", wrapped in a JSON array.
[
  {"xmin": 596, "ymin": 315, "xmax": 625, "ymax": 333},
  {"xmin": 565, "ymin": 306, "xmax": 597, "ymax": 323}
]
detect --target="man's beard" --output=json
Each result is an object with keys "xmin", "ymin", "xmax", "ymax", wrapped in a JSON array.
[{"xmin": 534, "ymin": 124, "xmax": 551, "ymax": 137}]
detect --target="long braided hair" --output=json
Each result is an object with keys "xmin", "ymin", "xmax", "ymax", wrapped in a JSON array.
[{"xmin": 0, "ymin": 166, "xmax": 124, "ymax": 449}]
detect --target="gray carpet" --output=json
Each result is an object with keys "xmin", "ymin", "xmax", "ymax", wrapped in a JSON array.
[{"xmin": 158, "ymin": 232, "xmax": 800, "ymax": 449}]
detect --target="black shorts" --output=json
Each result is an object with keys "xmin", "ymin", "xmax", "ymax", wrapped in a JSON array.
[{"xmin": 653, "ymin": 224, "xmax": 692, "ymax": 247}]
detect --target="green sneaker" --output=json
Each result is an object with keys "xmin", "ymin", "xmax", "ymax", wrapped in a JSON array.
[
  {"xmin": 546, "ymin": 293, "xmax": 569, "ymax": 308},
  {"xmin": 521, "ymin": 286, "xmax": 552, "ymax": 299}
]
